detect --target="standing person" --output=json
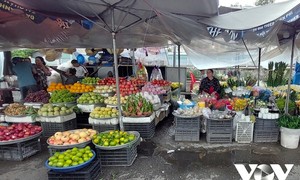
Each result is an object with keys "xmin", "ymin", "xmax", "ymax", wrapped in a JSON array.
[
  {"xmin": 65, "ymin": 68, "xmax": 80, "ymax": 85},
  {"xmin": 71, "ymin": 60, "xmax": 89, "ymax": 79},
  {"xmin": 34, "ymin": 56, "xmax": 51, "ymax": 90},
  {"xmin": 11, "ymin": 57, "xmax": 39, "ymax": 101},
  {"xmin": 199, "ymin": 69, "xmax": 221, "ymax": 99}
]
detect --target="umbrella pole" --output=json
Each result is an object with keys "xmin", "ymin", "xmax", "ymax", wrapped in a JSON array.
[
  {"xmin": 258, "ymin": 47, "xmax": 261, "ymax": 86},
  {"xmin": 112, "ymin": 11, "xmax": 124, "ymax": 131},
  {"xmin": 285, "ymin": 34, "xmax": 296, "ymax": 114},
  {"xmin": 177, "ymin": 44, "xmax": 181, "ymax": 98}
]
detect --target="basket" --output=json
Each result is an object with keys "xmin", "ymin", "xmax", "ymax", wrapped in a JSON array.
[
  {"xmin": 124, "ymin": 120, "xmax": 155, "ymax": 139},
  {"xmin": 95, "ymin": 138, "xmax": 139, "ymax": 167},
  {"xmin": 41, "ymin": 118, "xmax": 77, "ymax": 137},
  {"xmin": 253, "ymin": 130, "xmax": 279, "ymax": 143},
  {"xmin": 175, "ymin": 128, "xmax": 200, "ymax": 142},
  {"xmin": 235, "ymin": 121, "xmax": 254, "ymax": 143},
  {"xmin": 92, "ymin": 124, "xmax": 119, "ymax": 133},
  {"xmin": 0, "ymin": 137, "xmax": 41, "ymax": 161},
  {"xmin": 48, "ymin": 159, "xmax": 101, "ymax": 180}
]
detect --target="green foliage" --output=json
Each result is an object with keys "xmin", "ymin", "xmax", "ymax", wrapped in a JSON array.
[
  {"xmin": 278, "ymin": 114, "xmax": 300, "ymax": 129},
  {"xmin": 276, "ymin": 98, "xmax": 296, "ymax": 114},
  {"xmin": 255, "ymin": 0, "xmax": 275, "ymax": 6},
  {"xmin": 267, "ymin": 61, "xmax": 288, "ymax": 87},
  {"xmin": 11, "ymin": 49, "xmax": 38, "ymax": 58}
]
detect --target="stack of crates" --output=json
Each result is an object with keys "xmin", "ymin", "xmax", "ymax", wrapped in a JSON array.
[
  {"xmin": 40, "ymin": 118, "xmax": 77, "ymax": 137},
  {"xmin": 0, "ymin": 137, "xmax": 41, "ymax": 161},
  {"xmin": 48, "ymin": 159, "xmax": 101, "ymax": 180},
  {"xmin": 253, "ymin": 118, "xmax": 279, "ymax": 142},
  {"xmin": 206, "ymin": 118, "xmax": 233, "ymax": 143},
  {"xmin": 174, "ymin": 115, "xmax": 200, "ymax": 142}
]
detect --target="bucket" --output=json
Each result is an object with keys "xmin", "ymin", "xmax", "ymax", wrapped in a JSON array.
[{"xmin": 280, "ymin": 127, "xmax": 300, "ymax": 149}]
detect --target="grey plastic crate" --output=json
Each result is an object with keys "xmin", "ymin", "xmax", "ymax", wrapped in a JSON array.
[
  {"xmin": 206, "ymin": 131, "xmax": 233, "ymax": 143},
  {"xmin": 253, "ymin": 130, "xmax": 279, "ymax": 143},
  {"xmin": 41, "ymin": 118, "xmax": 77, "ymax": 137},
  {"xmin": 175, "ymin": 128, "xmax": 200, "ymax": 142},
  {"xmin": 0, "ymin": 137, "xmax": 41, "ymax": 161},
  {"xmin": 96, "ymin": 140, "xmax": 139, "ymax": 167},
  {"xmin": 175, "ymin": 116, "xmax": 200, "ymax": 129},
  {"xmin": 254, "ymin": 118, "xmax": 279, "ymax": 131},
  {"xmin": 235, "ymin": 121, "xmax": 254, "ymax": 143},
  {"xmin": 92, "ymin": 124, "xmax": 119, "ymax": 133},
  {"xmin": 124, "ymin": 120, "xmax": 155, "ymax": 139},
  {"xmin": 48, "ymin": 159, "xmax": 101, "ymax": 180},
  {"xmin": 207, "ymin": 118, "xmax": 233, "ymax": 132}
]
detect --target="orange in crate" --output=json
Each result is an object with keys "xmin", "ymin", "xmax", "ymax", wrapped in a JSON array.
[
  {"xmin": 47, "ymin": 82, "xmax": 67, "ymax": 92},
  {"xmin": 68, "ymin": 83, "xmax": 94, "ymax": 93}
]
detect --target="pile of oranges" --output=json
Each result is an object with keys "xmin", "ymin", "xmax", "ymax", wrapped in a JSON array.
[
  {"xmin": 67, "ymin": 82, "xmax": 94, "ymax": 93},
  {"xmin": 47, "ymin": 82, "xmax": 69, "ymax": 92}
]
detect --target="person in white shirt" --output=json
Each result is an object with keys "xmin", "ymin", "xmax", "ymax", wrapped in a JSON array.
[{"xmin": 71, "ymin": 60, "xmax": 89, "ymax": 78}]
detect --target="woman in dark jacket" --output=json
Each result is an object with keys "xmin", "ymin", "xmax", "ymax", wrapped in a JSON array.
[{"xmin": 199, "ymin": 69, "xmax": 221, "ymax": 99}]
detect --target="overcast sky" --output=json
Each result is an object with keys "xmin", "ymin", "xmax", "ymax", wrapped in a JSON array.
[{"xmin": 219, "ymin": 0, "xmax": 289, "ymax": 7}]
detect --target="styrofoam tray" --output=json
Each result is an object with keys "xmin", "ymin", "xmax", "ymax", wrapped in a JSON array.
[
  {"xmin": 77, "ymin": 104, "xmax": 104, "ymax": 113},
  {"xmin": 88, "ymin": 117, "xmax": 119, "ymax": 125},
  {"xmin": 5, "ymin": 115, "xmax": 36, "ymax": 123},
  {"xmin": 122, "ymin": 113, "xmax": 155, "ymax": 123},
  {"xmin": 0, "ymin": 115, "xmax": 5, "ymax": 122},
  {"xmin": 36, "ymin": 113, "xmax": 76, "ymax": 123}
]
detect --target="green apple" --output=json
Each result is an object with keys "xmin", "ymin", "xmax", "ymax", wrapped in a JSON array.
[{"xmin": 42, "ymin": 112, "xmax": 48, "ymax": 116}]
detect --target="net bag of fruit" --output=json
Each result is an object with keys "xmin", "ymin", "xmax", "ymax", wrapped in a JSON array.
[
  {"xmin": 136, "ymin": 61, "xmax": 148, "ymax": 81},
  {"xmin": 150, "ymin": 66, "xmax": 163, "ymax": 81}
]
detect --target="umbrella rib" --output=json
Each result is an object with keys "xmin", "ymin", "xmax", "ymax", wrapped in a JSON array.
[
  {"xmin": 115, "ymin": 0, "xmax": 137, "ymax": 32},
  {"xmin": 87, "ymin": 3, "xmax": 113, "ymax": 32},
  {"xmin": 67, "ymin": 7, "xmax": 110, "ymax": 33}
]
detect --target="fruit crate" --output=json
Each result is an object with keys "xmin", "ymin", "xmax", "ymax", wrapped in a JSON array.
[
  {"xmin": 235, "ymin": 121, "xmax": 254, "ymax": 143},
  {"xmin": 41, "ymin": 118, "xmax": 77, "ymax": 137},
  {"xmin": 48, "ymin": 159, "xmax": 101, "ymax": 180},
  {"xmin": 92, "ymin": 124, "xmax": 119, "ymax": 133},
  {"xmin": 254, "ymin": 118, "xmax": 279, "ymax": 131},
  {"xmin": 253, "ymin": 130, "xmax": 279, "ymax": 143},
  {"xmin": 123, "ymin": 120, "xmax": 155, "ymax": 139},
  {"xmin": 175, "ymin": 116, "xmax": 200, "ymax": 129},
  {"xmin": 207, "ymin": 118, "xmax": 233, "ymax": 132},
  {"xmin": 0, "ymin": 137, "xmax": 41, "ymax": 161},
  {"xmin": 95, "ymin": 139, "xmax": 139, "ymax": 167},
  {"xmin": 206, "ymin": 131, "xmax": 233, "ymax": 143},
  {"xmin": 175, "ymin": 128, "xmax": 200, "ymax": 142}
]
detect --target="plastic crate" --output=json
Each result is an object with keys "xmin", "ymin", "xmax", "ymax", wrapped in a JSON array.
[
  {"xmin": 41, "ymin": 118, "xmax": 77, "ymax": 137},
  {"xmin": 0, "ymin": 137, "xmax": 41, "ymax": 161},
  {"xmin": 48, "ymin": 159, "xmax": 101, "ymax": 180},
  {"xmin": 124, "ymin": 120, "xmax": 155, "ymax": 139},
  {"xmin": 253, "ymin": 130, "xmax": 279, "ymax": 143},
  {"xmin": 235, "ymin": 121, "xmax": 254, "ymax": 143},
  {"xmin": 175, "ymin": 128, "xmax": 200, "ymax": 142},
  {"xmin": 206, "ymin": 131, "xmax": 233, "ymax": 143},
  {"xmin": 207, "ymin": 118, "xmax": 233, "ymax": 132},
  {"xmin": 92, "ymin": 124, "xmax": 119, "ymax": 133},
  {"xmin": 96, "ymin": 140, "xmax": 139, "ymax": 167},
  {"xmin": 175, "ymin": 116, "xmax": 200, "ymax": 129},
  {"xmin": 254, "ymin": 118, "xmax": 279, "ymax": 131}
]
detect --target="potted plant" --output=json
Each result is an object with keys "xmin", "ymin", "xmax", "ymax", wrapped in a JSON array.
[{"xmin": 278, "ymin": 115, "xmax": 300, "ymax": 149}]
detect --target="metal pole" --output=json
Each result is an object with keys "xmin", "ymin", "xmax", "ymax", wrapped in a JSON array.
[
  {"xmin": 173, "ymin": 45, "xmax": 176, "ymax": 67},
  {"xmin": 112, "ymin": 10, "xmax": 124, "ymax": 131},
  {"xmin": 258, "ymin": 48, "xmax": 261, "ymax": 86},
  {"xmin": 178, "ymin": 44, "xmax": 181, "ymax": 97},
  {"xmin": 131, "ymin": 49, "xmax": 136, "ymax": 76},
  {"xmin": 285, "ymin": 34, "xmax": 296, "ymax": 114}
]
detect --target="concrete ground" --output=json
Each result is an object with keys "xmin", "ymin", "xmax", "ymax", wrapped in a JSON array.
[{"xmin": 1, "ymin": 115, "xmax": 300, "ymax": 180}]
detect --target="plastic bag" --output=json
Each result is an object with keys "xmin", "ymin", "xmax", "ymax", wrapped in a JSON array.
[{"xmin": 150, "ymin": 66, "xmax": 163, "ymax": 81}]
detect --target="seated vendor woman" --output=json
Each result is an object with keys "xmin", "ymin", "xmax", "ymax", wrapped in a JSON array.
[{"xmin": 199, "ymin": 69, "xmax": 221, "ymax": 99}]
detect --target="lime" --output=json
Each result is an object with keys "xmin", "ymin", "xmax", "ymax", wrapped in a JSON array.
[
  {"xmin": 103, "ymin": 141, "xmax": 109, "ymax": 146},
  {"xmin": 123, "ymin": 138, "xmax": 129, "ymax": 143},
  {"xmin": 63, "ymin": 164, "xmax": 69, "ymax": 167},
  {"xmin": 64, "ymin": 156, "xmax": 71, "ymax": 161},
  {"xmin": 58, "ymin": 159, "xmax": 64, "ymax": 163},
  {"xmin": 71, "ymin": 151, "xmax": 77, "ymax": 155},
  {"xmin": 52, "ymin": 159, "xmax": 58, "ymax": 163},
  {"xmin": 79, "ymin": 149, "xmax": 85, "ymax": 153},
  {"xmin": 66, "ymin": 150, "xmax": 72, "ymax": 154},
  {"xmin": 93, "ymin": 138, "xmax": 99, "ymax": 144},
  {"xmin": 78, "ymin": 158, "xmax": 83, "ymax": 162},
  {"xmin": 49, "ymin": 157, "xmax": 56, "ymax": 162},
  {"xmin": 54, "ymin": 152, "xmax": 60, "ymax": 157},
  {"xmin": 76, "ymin": 152, "xmax": 83, "ymax": 157},
  {"xmin": 120, "ymin": 137, "xmax": 125, "ymax": 142},
  {"xmin": 72, "ymin": 156, "xmax": 79, "ymax": 162},
  {"xmin": 58, "ymin": 155, "xmax": 64, "ymax": 160},
  {"xmin": 83, "ymin": 157, "xmax": 90, "ymax": 162},
  {"xmin": 71, "ymin": 162, "xmax": 78, "ymax": 166},
  {"xmin": 128, "ymin": 135, "xmax": 135, "ymax": 141},
  {"xmin": 109, "ymin": 141, "xmax": 116, "ymax": 146},
  {"xmin": 48, "ymin": 161, "xmax": 54, "ymax": 166},
  {"xmin": 78, "ymin": 160, "xmax": 84, "ymax": 164},
  {"xmin": 88, "ymin": 152, "xmax": 93, "ymax": 158},
  {"xmin": 72, "ymin": 147, "xmax": 78, "ymax": 152},
  {"xmin": 65, "ymin": 160, "xmax": 72, "ymax": 165},
  {"xmin": 83, "ymin": 154, "xmax": 89, "ymax": 158},
  {"xmin": 57, "ymin": 162, "xmax": 63, "ymax": 167},
  {"xmin": 85, "ymin": 146, "xmax": 91, "ymax": 150}
]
